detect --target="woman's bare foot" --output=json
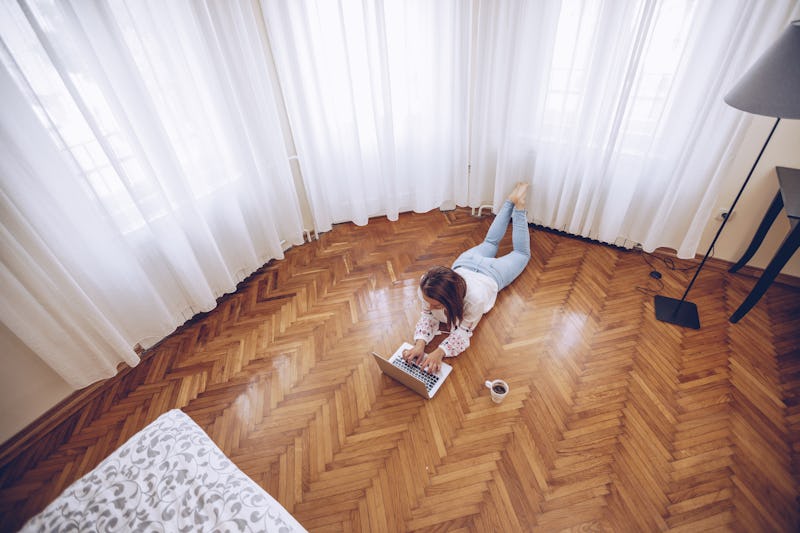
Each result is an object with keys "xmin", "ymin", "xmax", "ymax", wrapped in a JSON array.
[{"xmin": 508, "ymin": 182, "xmax": 529, "ymax": 209}]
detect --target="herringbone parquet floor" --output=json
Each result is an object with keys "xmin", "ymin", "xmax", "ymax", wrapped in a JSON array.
[{"xmin": 1, "ymin": 207, "xmax": 799, "ymax": 532}]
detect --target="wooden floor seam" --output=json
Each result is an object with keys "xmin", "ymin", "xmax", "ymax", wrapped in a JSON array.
[{"xmin": 1, "ymin": 207, "xmax": 798, "ymax": 532}]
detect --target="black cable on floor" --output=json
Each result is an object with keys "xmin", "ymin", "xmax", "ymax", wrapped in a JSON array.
[{"xmin": 634, "ymin": 247, "xmax": 713, "ymax": 296}]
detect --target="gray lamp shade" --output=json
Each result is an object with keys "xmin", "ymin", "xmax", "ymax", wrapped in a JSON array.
[{"xmin": 724, "ymin": 20, "xmax": 800, "ymax": 119}]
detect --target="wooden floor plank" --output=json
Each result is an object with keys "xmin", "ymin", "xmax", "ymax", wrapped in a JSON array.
[{"xmin": 1, "ymin": 207, "xmax": 799, "ymax": 532}]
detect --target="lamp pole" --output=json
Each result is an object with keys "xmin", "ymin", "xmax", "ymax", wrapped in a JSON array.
[
  {"xmin": 654, "ymin": 18, "xmax": 799, "ymax": 329},
  {"xmin": 654, "ymin": 117, "xmax": 781, "ymax": 328}
]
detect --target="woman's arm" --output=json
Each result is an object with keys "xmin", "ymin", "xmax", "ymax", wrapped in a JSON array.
[
  {"xmin": 422, "ymin": 322, "xmax": 474, "ymax": 372},
  {"xmin": 413, "ymin": 310, "xmax": 439, "ymax": 344},
  {"xmin": 438, "ymin": 322, "xmax": 475, "ymax": 358},
  {"xmin": 404, "ymin": 311, "xmax": 438, "ymax": 365}
]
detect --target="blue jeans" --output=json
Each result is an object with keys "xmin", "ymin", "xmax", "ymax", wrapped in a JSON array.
[{"xmin": 452, "ymin": 200, "xmax": 531, "ymax": 290}]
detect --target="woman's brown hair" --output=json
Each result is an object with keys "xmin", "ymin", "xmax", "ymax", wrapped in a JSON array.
[{"xmin": 420, "ymin": 266, "xmax": 467, "ymax": 331}]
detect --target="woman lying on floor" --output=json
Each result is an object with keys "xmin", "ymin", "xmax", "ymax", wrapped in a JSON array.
[{"xmin": 403, "ymin": 182, "xmax": 531, "ymax": 373}]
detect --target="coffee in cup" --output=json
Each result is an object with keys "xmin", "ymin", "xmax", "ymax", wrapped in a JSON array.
[{"xmin": 485, "ymin": 379, "xmax": 509, "ymax": 403}]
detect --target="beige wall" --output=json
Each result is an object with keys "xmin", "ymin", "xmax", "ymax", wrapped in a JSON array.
[
  {"xmin": 0, "ymin": 322, "xmax": 73, "ymax": 444},
  {"xmin": 699, "ymin": 116, "xmax": 800, "ymax": 277}
]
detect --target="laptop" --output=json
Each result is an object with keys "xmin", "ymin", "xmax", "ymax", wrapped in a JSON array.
[{"xmin": 371, "ymin": 342, "xmax": 452, "ymax": 399}]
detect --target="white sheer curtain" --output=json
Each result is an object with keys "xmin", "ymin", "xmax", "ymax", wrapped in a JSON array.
[
  {"xmin": 468, "ymin": 0, "xmax": 797, "ymax": 256},
  {"xmin": 263, "ymin": 0, "xmax": 794, "ymax": 255},
  {"xmin": 0, "ymin": 0, "xmax": 304, "ymax": 388},
  {"xmin": 2, "ymin": 0, "xmax": 795, "ymax": 389},
  {"xmin": 261, "ymin": 0, "xmax": 472, "ymax": 231}
]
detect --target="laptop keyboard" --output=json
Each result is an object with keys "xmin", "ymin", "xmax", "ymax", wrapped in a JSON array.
[{"xmin": 392, "ymin": 358, "xmax": 440, "ymax": 392}]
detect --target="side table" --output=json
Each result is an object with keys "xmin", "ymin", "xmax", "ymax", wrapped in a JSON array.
[{"xmin": 729, "ymin": 166, "xmax": 800, "ymax": 323}]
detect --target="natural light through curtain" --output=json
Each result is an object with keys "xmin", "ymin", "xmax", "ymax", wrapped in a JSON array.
[
  {"xmin": 470, "ymin": 0, "xmax": 794, "ymax": 256},
  {"xmin": 0, "ymin": 0, "xmax": 304, "ymax": 388},
  {"xmin": 261, "ymin": 0, "xmax": 471, "ymax": 231},
  {"xmin": 263, "ymin": 0, "xmax": 793, "ymax": 255},
  {"xmin": 1, "ymin": 0, "xmax": 795, "ymax": 389}
]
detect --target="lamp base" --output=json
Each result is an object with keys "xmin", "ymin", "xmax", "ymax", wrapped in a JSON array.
[{"xmin": 654, "ymin": 295, "xmax": 700, "ymax": 329}]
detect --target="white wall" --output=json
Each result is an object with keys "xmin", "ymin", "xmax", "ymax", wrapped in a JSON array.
[
  {"xmin": 0, "ymin": 321, "xmax": 73, "ymax": 444},
  {"xmin": 699, "ymin": 116, "xmax": 800, "ymax": 277}
]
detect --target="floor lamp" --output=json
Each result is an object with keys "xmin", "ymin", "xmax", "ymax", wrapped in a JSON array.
[{"xmin": 654, "ymin": 19, "xmax": 800, "ymax": 329}]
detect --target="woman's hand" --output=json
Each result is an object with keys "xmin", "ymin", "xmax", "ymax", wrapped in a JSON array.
[
  {"xmin": 402, "ymin": 340, "xmax": 426, "ymax": 365},
  {"xmin": 422, "ymin": 348, "xmax": 445, "ymax": 374}
]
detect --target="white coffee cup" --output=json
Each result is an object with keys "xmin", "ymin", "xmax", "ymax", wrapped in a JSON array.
[{"xmin": 485, "ymin": 379, "xmax": 509, "ymax": 403}]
